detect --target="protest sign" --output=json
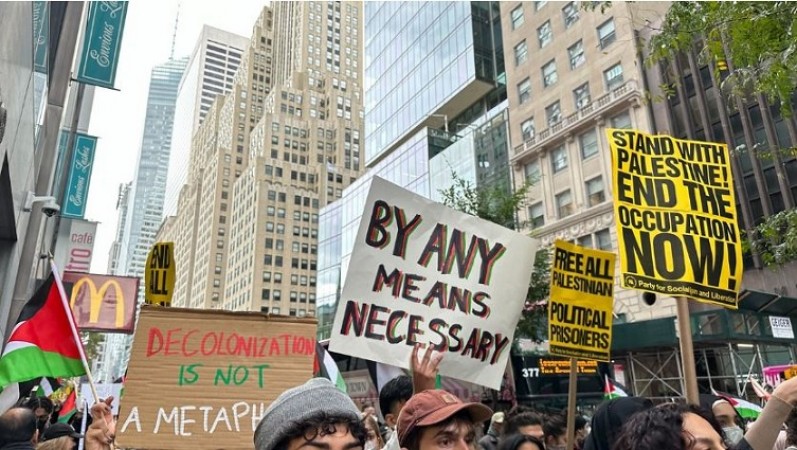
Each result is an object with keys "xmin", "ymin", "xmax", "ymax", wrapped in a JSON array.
[
  {"xmin": 145, "ymin": 242, "xmax": 175, "ymax": 306},
  {"xmin": 80, "ymin": 383, "xmax": 123, "ymax": 415},
  {"xmin": 328, "ymin": 177, "xmax": 538, "ymax": 390},
  {"xmin": 608, "ymin": 129, "xmax": 742, "ymax": 308},
  {"xmin": 116, "ymin": 306, "xmax": 316, "ymax": 450},
  {"xmin": 548, "ymin": 240, "xmax": 615, "ymax": 361}
]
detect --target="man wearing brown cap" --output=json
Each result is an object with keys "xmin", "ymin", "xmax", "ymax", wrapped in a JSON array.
[{"xmin": 396, "ymin": 390, "xmax": 492, "ymax": 450}]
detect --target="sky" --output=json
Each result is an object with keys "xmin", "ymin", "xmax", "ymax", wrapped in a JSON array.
[{"xmin": 86, "ymin": 0, "xmax": 267, "ymax": 273}]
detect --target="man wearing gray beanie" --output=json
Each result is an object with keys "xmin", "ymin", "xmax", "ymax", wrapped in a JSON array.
[{"xmin": 254, "ymin": 378, "xmax": 367, "ymax": 450}]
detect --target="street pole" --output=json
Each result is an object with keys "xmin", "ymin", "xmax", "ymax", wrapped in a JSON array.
[
  {"xmin": 565, "ymin": 358, "xmax": 578, "ymax": 450},
  {"xmin": 676, "ymin": 296, "xmax": 699, "ymax": 403}
]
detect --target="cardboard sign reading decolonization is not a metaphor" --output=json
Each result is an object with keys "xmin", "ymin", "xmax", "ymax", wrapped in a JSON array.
[
  {"xmin": 117, "ymin": 307, "xmax": 317, "ymax": 450},
  {"xmin": 329, "ymin": 177, "xmax": 539, "ymax": 390}
]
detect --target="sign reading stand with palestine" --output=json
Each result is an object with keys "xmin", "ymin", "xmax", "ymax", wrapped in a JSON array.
[
  {"xmin": 117, "ymin": 307, "xmax": 317, "ymax": 450},
  {"xmin": 607, "ymin": 129, "xmax": 742, "ymax": 308},
  {"xmin": 548, "ymin": 240, "xmax": 615, "ymax": 361},
  {"xmin": 329, "ymin": 177, "xmax": 539, "ymax": 390},
  {"xmin": 145, "ymin": 242, "xmax": 175, "ymax": 306}
]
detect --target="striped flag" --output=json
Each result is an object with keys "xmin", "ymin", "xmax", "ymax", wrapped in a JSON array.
[
  {"xmin": 57, "ymin": 389, "xmax": 77, "ymax": 423},
  {"xmin": 315, "ymin": 342, "xmax": 346, "ymax": 392},
  {"xmin": 604, "ymin": 375, "xmax": 628, "ymax": 399},
  {"xmin": 712, "ymin": 388, "xmax": 763, "ymax": 419}
]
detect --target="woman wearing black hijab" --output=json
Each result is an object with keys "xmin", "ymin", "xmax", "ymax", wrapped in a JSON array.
[{"xmin": 582, "ymin": 397, "xmax": 654, "ymax": 450}]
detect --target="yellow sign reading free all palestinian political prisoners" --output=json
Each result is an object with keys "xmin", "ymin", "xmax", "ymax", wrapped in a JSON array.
[
  {"xmin": 144, "ymin": 242, "xmax": 175, "ymax": 306},
  {"xmin": 548, "ymin": 240, "xmax": 615, "ymax": 361},
  {"xmin": 607, "ymin": 129, "xmax": 742, "ymax": 308}
]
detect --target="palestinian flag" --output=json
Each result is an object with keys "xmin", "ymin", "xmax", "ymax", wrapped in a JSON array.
[
  {"xmin": 57, "ymin": 390, "xmax": 77, "ymax": 423},
  {"xmin": 604, "ymin": 375, "xmax": 628, "ymax": 399},
  {"xmin": 0, "ymin": 269, "xmax": 86, "ymax": 413},
  {"xmin": 712, "ymin": 389, "xmax": 763, "ymax": 419},
  {"xmin": 314, "ymin": 342, "xmax": 346, "ymax": 392}
]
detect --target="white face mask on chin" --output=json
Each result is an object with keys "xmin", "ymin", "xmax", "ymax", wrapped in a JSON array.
[
  {"xmin": 723, "ymin": 426, "xmax": 744, "ymax": 445},
  {"xmin": 365, "ymin": 440, "xmax": 377, "ymax": 450}
]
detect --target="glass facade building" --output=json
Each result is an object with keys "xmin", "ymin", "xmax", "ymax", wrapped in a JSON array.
[
  {"xmin": 318, "ymin": 1, "xmax": 510, "ymax": 339},
  {"xmin": 364, "ymin": 2, "xmax": 504, "ymax": 164}
]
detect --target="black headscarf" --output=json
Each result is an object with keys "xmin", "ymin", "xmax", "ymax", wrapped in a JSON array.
[
  {"xmin": 582, "ymin": 397, "xmax": 654, "ymax": 450},
  {"xmin": 698, "ymin": 393, "xmax": 744, "ymax": 426}
]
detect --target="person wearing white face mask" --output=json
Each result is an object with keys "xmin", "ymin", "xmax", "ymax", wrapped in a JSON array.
[
  {"xmin": 699, "ymin": 394, "xmax": 745, "ymax": 446},
  {"xmin": 364, "ymin": 415, "xmax": 385, "ymax": 450}
]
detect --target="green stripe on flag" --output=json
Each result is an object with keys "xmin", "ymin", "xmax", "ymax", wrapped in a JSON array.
[{"xmin": 0, "ymin": 346, "xmax": 84, "ymax": 387}]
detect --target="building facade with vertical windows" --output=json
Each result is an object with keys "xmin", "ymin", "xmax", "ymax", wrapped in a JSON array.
[
  {"xmin": 163, "ymin": 26, "xmax": 249, "ymax": 219},
  {"xmin": 223, "ymin": 0, "xmax": 365, "ymax": 316},
  {"xmin": 316, "ymin": 1, "xmax": 509, "ymax": 339},
  {"xmin": 503, "ymin": 1, "xmax": 675, "ymax": 322}
]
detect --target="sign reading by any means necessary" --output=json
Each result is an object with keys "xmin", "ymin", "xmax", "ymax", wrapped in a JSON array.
[
  {"xmin": 607, "ymin": 129, "xmax": 742, "ymax": 308},
  {"xmin": 329, "ymin": 177, "xmax": 539, "ymax": 390},
  {"xmin": 116, "ymin": 307, "xmax": 317, "ymax": 450},
  {"xmin": 548, "ymin": 240, "xmax": 615, "ymax": 361}
]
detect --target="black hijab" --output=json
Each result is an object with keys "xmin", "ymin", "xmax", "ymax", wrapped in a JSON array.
[{"xmin": 582, "ymin": 397, "xmax": 654, "ymax": 450}]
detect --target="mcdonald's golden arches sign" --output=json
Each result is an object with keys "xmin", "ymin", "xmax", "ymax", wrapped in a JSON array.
[{"xmin": 63, "ymin": 272, "xmax": 139, "ymax": 333}]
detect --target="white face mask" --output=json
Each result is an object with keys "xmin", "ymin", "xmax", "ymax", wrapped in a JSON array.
[
  {"xmin": 723, "ymin": 426, "xmax": 744, "ymax": 445},
  {"xmin": 365, "ymin": 440, "xmax": 377, "ymax": 450}
]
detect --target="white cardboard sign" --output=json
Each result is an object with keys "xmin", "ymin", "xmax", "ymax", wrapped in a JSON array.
[{"xmin": 329, "ymin": 177, "xmax": 539, "ymax": 389}]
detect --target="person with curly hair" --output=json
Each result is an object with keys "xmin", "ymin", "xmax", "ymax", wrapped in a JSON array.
[
  {"xmin": 254, "ymin": 378, "xmax": 367, "ymax": 450},
  {"xmin": 613, "ymin": 403, "xmax": 726, "ymax": 450}
]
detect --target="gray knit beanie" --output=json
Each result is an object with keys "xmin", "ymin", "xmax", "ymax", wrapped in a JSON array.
[{"xmin": 254, "ymin": 377, "xmax": 360, "ymax": 450}]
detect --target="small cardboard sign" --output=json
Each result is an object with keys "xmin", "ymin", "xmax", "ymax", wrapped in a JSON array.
[{"xmin": 116, "ymin": 307, "xmax": 317, "ymax": 450}]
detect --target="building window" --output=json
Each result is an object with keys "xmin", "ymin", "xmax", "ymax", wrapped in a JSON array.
[
  {"xmin": 573, "ymin": 83, "xmax": 591, "ymax": 109},
  {"xmin": 579, "ymin": 129, "xmax": 599, "ymax": 159},
  {"xmin": 556, "ymin": 190, "xmax": 573, "ymax": 218},
  {"xmin": 595, "ymin": 228, "xmax": 612, "ymax": 250},
  {"xmin": 598, "ymin": 19, "xmax": 616, "ymax": 49},
  {"xmin": 514, "ymin": 40, "xmax": 528, "ymax": 65},
  {"xmin": 517, "ymin": 78, "xmax": 531, "ymax": 104},
  {"xmin": 545, "ymin": 101, "xmax": 562, "ymax": 127},
  {"xmin": 521, "ymin": 118, "xmax": 535, "ymax": 141},
  {"xmin": 586, "ymin": 177, "xmax": 605, "ymax": 206},
  {"xmin": 562, "ymin": 2, "xmax": 579, "ymax": 28},
  {"xmin": 511, "ymin": 5, "xmax": 524, "ymax": 29},
  {"xmin": 551, "ymin": 145, "xmax": 568, "ymax": 173},
  {"xmin": 577, "ymin": 235, "xmax": 593, "ymax": 248},
  {"xmin": 537, "ymin": 21, "xmax": 552, "ymax": 48},
  {"xmin": 524, "ymin": 160, "xmax": 541, "ymax": 183},
  {"xmin": 535, "ymin": 1, "xmax": 547, "ymax": 10},
  {"xmin": 262, "ymin": 289, "xmax": 270, "ymax": 300},
  {"xmin": 542, "ymin": 60, "xmax": 558, "ymax": 87},
  {"xmin": 611, "ymin": 111, "xmax": 632, "ymax": 129},
  {"xmin": 528, "ymin": 202, "xmax": 544, "ymax": 229},
  {"xmin": 604, "ymin": 63, "xmax": 624, "ymax": 92},
  {"xmin": 568, "ymin": 40, "xmax": 585, "ymax": 69}
]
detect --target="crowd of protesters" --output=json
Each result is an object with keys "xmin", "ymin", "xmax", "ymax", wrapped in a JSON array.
[{"xmin": 1, "ymin": 344, "xmax": 797, "ymax": 450}]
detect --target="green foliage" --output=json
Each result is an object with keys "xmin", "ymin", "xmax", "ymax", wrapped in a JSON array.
[
  {"xmin": 746, "ymin": 209, "xmax": 797, "ymax": 266},
  {"xmin": 82, "ymin": 331, "xmax": 104, "ymax": 363},
  {"xmin": 647, "ymin": 1, "xmax": 797, "ymax": 115},
  {"xmin": 439, "ymin": 172, "xmax": 550, "ymax": 342}
]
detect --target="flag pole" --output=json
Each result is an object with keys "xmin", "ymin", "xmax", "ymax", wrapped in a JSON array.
[{"xmin": 48, "ymin": 260, "xmax": 102, "ymax": 405}]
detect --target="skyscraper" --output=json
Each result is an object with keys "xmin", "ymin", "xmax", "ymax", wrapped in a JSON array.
[
  {"xmin": 224, "ymin": 1, "xmax": 364, "ymax": 316},
  {"xmin": 316, "ymin": 1, "xmax": 508, "ymax": 338},
  {"xmin": 162, "ymin": 26, "xmax": 250, "ymax": 218},
  {"xmin": 118, "ymin": 57, "xmax": 188, "ymax": 278},
  {"xmin": 107, "ymin": 182, "xmax": 132, "ymax": 275},
  {"xmin": 161, "ymin": 8, "xmax": 276, "ymax": 310}
]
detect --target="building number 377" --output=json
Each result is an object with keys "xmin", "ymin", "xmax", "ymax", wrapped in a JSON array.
[{"xmin": 521, "ymin": 367, "xmax": 540, "ymax": 378}]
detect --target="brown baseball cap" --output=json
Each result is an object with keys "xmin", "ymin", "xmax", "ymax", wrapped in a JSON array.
[{"xmin": 397, "ymin": 390, "xmax": 493, "ymax": 446}]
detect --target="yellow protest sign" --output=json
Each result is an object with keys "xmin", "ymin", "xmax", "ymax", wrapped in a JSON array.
[
  {"xmin": 145, "ymin": 242, "xmax": 175, "ymax": 306},
  {"xmin": 548, "ymin": 240, "xmax": 615, "ymax": 361},
  {"xmin": 784, "ymin": 366, "xmax": 797, "ymax": 380},
  {"xmin": 607, "ymin": 129, "xmax": 742, "ymax": 308}
]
